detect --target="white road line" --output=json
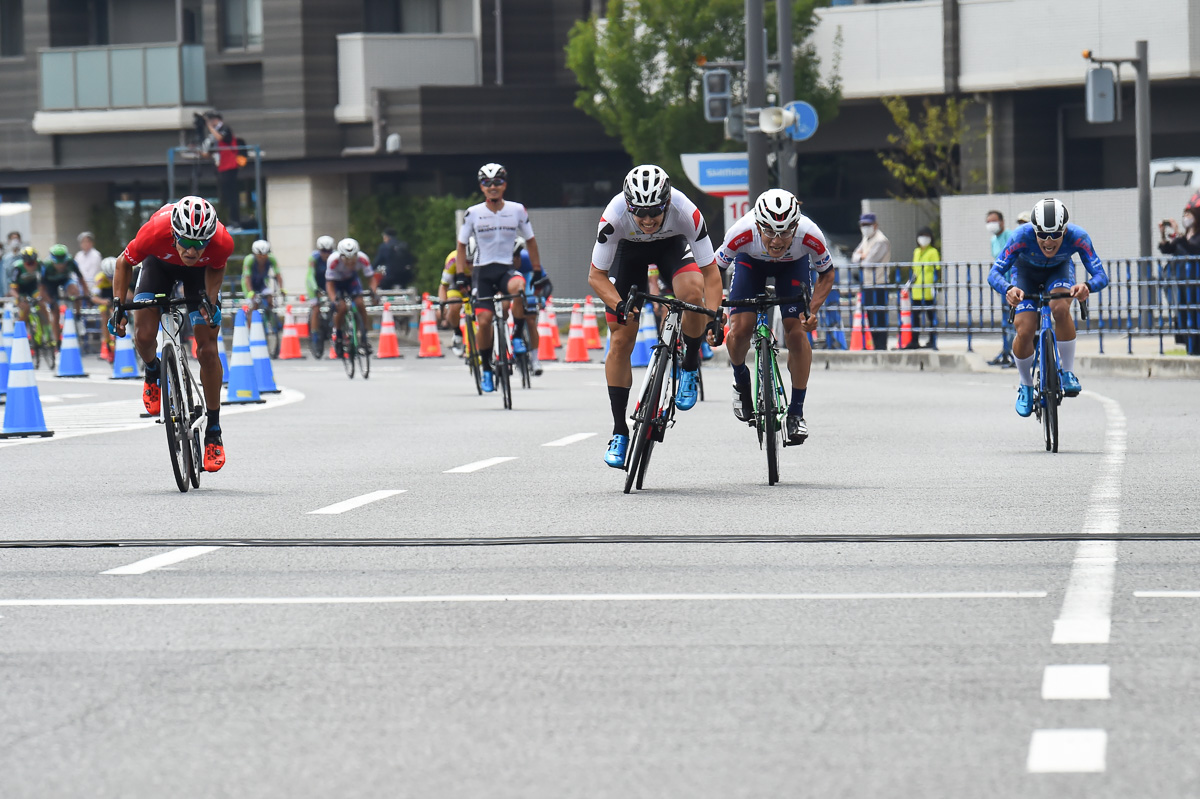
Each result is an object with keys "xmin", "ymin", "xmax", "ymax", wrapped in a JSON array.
[
  {"xmin": 1052, "ymin": 391, "xmax": 1126, "ymax": 645},
  {"xmin": 0, "ymin": 591, "xmax": 1048, "ymax": 608},
  {"xmin": 1042, "ymin": 665, "xmax": 1110, "ymax": 700},
  {"xmin": 101, "ymin": 546, "xmax": 223, "ymax": 575},
  {"xmin": 444, "ymin": 457, "xmax": 517, "ymax": 473},
  {"xmin": 1133, "ymin": 591, "xmax": 1200, "ymax": 598},
  {"xmin": 308, "ymin": 490, "xmax": 407, "ymax": 515},
  {"xmin": 542, "ymin": 433, "xmax": 597, "ymax": 447},
  {"xmin": 1027, "ymin": 729, "xmax": 1107, "ymax": 773}
]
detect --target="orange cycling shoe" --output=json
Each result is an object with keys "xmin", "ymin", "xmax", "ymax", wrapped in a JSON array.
[
  {"xmin": 142, "ymin": 381, "xmax": 161, "ymax": 415},
  {"xmin": 203, "ymin": 430, "xmax": 226, "ymax": 472}
]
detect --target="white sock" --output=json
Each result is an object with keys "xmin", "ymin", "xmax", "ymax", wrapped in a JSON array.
[
  {"xmin": 1059, "ymin": 338, "xmax": 1075, "ymax": 372},
  {"xmin": 1016, "ymin": 353, "xmax": 1035, "ymax": 386}
]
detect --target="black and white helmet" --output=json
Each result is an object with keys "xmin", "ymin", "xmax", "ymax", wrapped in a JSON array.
[
  {"xmin": 170, "ymin": 195, "xmax": 219, "ymax": 240},
  {"xmin": 478, "ymin": 162, "xmax": 507, "ymax": 183},
  {"xmin": 753, "ymin": 189, "xmax": 802, "ymax": 234},
  {"xmin": 337, "ymin": 237, "xmax": 360, "ymax": 259},
  {"xmin": 623, "ymin": 165, "xmax": 671, "ymax": 211},
  {"xmin": 316, "ymin": 235, "xmax": 335, "ymax": 251},
  {"xmin": 466, "ymin": 235, "xmax": 478, "ymax": 263},
  {"xmin": 251, "ymin": 239, "xmax": 271, "ymax": 255},
  {"xmin": 513, "ymin": 236, "xmax": 526, "ymax": 256},
  {"xmin": 1030, "ymin": 198, "xmax": 1069, "ymax": 236}
]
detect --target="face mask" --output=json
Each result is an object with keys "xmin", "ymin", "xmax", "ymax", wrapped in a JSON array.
[
  {"xmin": 917, "ymin": 236, "xmax": 932, "ymax": 247},
  {"xmin": 1185, "ymin": 214, "xmax": 1195, "ymax": 230},
  {"xmin": 7, "ymin": 239, "xmax": 19, "ymax": 253},
  {"xmin": 986, "ymin": 221, "xmax": 1001, "ymax": 236},
  {"xmin": 859, "ymin": 225, "xmax": 874, "ymax": 238}
]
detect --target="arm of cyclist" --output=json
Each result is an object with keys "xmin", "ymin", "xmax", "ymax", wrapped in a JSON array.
[
  {"xmin": 108, "ymin": 254, "xmax": 136, "ymax": 336},
  {"xmin": 241, "ymin": 254, "xmax": 255, "ymax": 300},
  {"xmin": 803, "ymin": 268, "xmax": 837, "ymax": 333},
  {"xmin": 202, "ymin": 262, "xmax": 225, "ymax": 327},
  {"xmin": 588, "ymin": 264, "xmax": 626, "ymax": 322},
  {"xmin": 1069, "ymin": 228, "xmax": 1108, "ymax": 302}
]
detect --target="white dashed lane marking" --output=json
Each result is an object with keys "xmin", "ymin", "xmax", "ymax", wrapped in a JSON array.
[
  {"xmin": 1041, "ymin": 665, "xmax": 1110, "ymax": 700},
  {"xmin": 1027, "ymin": 729, "xmax": 1107, "ymax": 773},
  {"xmin": 541, "ymin": 433, "xmax": 596, "ymax": 447},
  {"xmin": 308, "ymin": 490, "xmax": 407, "ymax": 515},
  {"xmin": 102, "ymin": 546, "xmax": 223, "ymax": 575},
  {"xmin": 444, "ymin": 457, "xmax": 517, "ymax": 473}
]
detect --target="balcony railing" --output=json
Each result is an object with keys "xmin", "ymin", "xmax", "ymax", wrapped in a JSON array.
[
  {"xmin": 39, "ymin": 43, "xmax": 206, "ymax": 111},
  {"xmin": 335, "ymin": 33, "xmax": 479, "ymax": 123}
]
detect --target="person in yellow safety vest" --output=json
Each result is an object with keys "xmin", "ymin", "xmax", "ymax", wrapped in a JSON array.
[{"xmin": 909, "ymin": 226, "xmax": 941, "ymax": 349}]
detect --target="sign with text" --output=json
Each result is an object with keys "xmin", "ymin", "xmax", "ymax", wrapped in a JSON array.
[
  {"xmin": 724, "ymin": 194, "xmax": 749, "ymax": 232},
  {"xmin": 681, "ymin": 153, "xmax": 749, "ymax": 197}
]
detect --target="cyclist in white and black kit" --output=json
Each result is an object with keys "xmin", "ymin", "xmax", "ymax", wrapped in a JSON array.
[
  {"xmin": 455, "ymin": 162, "xmax": 544, "ymax": 393},
  {"xmin": 587, "ymin": 164, "xmax": 722, "ymax": 468}
]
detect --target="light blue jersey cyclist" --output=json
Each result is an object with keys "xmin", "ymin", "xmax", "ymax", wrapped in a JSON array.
[{"xmin": 987, "ymin": 198, "xmax": 1109, "ymax": 416}]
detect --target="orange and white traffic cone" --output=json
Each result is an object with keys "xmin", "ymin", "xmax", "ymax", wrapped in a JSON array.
[
  {"xmin": 898, "ymin": 287, "xmax": 914, "ymax": 349},
  {"xmin": 565, "ymin": 304, "xmax": 590, "ymax": 363},
  {"xmin": 849, "ymin": 292, "xmax": 875, "ymax": 351},
  {"xmin": 100, "ymin": 334, "xmax": 113, "ymax": 363},
  {"xmin": 537, "ymin": 308, "xmax": 556, "ymax": 362},
  {"xmin": 418, "ymin": 299, "xmax": 444, "ymax": 358},
  {"xmin": 582, "ymin": 296, "xmax": 603, "ymax": 349},
  {"xmin": 295, "ymin": 295, "xmax": 311, "ymax": 340},
  {"xmin": 377, "ymin": 302, "xmax": 401, "ymax": 359},
  {"xmin": 278, "ymin": 306, "xmax": 304, "ymax": 359},
  {"xmin": 546, "ymin": 298, "xmax": 562, "ymax": 349}
]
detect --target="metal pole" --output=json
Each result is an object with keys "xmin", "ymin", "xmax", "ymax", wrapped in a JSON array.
[
  {"xmin": 167, "ymin": 148, "xmax": 176, "ymax": 201},
  {"xmin": 494, "ymin": 0, "xmax": 504, "ymax": 86},
  {"xmin": 776, "ymin": 0, "xmax": 797, "ymax": 194},
  {"xmin": 745, "ymin": 0, "xmax": 768, "ymax": 203},
  {"xmin": 1135, "ymin": 39, "xmax": 1152, "ymax": 327}
]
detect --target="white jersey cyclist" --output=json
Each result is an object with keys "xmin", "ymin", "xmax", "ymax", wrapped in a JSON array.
[
  {"xmin": 591, "ymin": 187, "xmax": 716, "ymax": 272},
  {"xmin": 458, "ymin": 201, "xmax": 535, "ymax": 267},
  {"xmin": 717, "ymin": 211, "xmax": 833, "ymax": 271},
  {"xmin": 325, "ymin": 250, "xmax": 373, "ymax": 282}
]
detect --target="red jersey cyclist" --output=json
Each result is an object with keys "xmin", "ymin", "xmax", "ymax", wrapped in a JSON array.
[{"xmin": 109, "ymin": 196, "xmax": 232, "ymax": 472}]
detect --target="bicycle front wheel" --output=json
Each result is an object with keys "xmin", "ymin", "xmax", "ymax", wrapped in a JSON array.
[
  {"xmin": 341, "ymin": 320, "xmax": 356, "ymax": 379},
  {"xmin": 760, "ymin": 342, "xmax": 781, "ymax": 486},
  {"xmin": 1041, "ymin": 329, "xmax": 1060, "ymax": 453},
  {"xmin": 359, "ymin": 313, "xmax": 371, "ymax": 380},
  {"xmin": 264, "ymin": 309, "xmax": 281, "ymax": 359},
  {"xmin": 465, "ymin": 315, "xmax": 483, "ymax": 394},
  {"xmin": 310, "ymin": 310, "xmax": 327, "ymax": 359},
  {"xmin": 625, "ymin": 345, "xmax": 670, "ymax": 493},
  {"xmin": 161, "ymin": 345, "xmax": 191, "ymax": 493},
  {"xmin": 495, "ymin": 322, "xmax": 512, "ymax": 409}
]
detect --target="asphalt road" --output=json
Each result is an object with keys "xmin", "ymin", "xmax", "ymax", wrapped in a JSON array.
[{"xmin": 2, "ymin": 350, "xmax": 1199, "ymax": 797}]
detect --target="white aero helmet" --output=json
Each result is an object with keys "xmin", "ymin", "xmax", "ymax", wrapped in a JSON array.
[
  {"xmin": 251, "ymin": 239, "xmax": 271, "ymax": 255},
  {"xmin": 466, "ymin": 235, "xmax": 478, "ymax": 263},
  {"xmin": 101, "ymin": 256, "xmax": 117, "ymax": 279},
  {"xmin": 170, "ymin": 195, "xmax": 219, "ymax": 240},
  {"xmin": 1030, "ymin": 198, "xmax": 1069, "ymax": 236},
  {"xmin": 316, "ymin": 235, "xmax": 335, "ymax": 251},
  {"xmin": 513, "ymin": 235, "xmax": 526, "ymax": 256},
  {"xmin": 478, "ymin": 162, "xmax": 507, "ymax": 183},
  {"xmin": 337, "ymin": 237, "xmax": 360, "ymax": 258},
  {"xmin": 754, "ymin": 189, "xmax": 802, "ymax": 234},
  {"xmin": 623, "ymin": 165, "xmax": 671, "ymax": 211}
]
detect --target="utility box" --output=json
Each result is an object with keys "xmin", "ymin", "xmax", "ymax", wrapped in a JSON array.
[{"xmin": 1086, "ymin": 67, "xmax": 1116, "ymax": 124}]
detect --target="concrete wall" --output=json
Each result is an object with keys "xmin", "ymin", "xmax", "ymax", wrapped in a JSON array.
[
  {"xmin": 27, "ymin": 182, "xmax": 108, "ymax": 254},
  {"xmin": 265, "ymin": 174, "xmax": 348, "ymax": 293},
  {"xmin": 525, "ymin": 206, "xmax": 603, "ymax": 300}
]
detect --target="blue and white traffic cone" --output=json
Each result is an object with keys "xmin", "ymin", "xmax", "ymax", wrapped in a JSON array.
[
  {"xmin": 217, "ymin": 323, "xmax": 229, "ymax": 384},
  {"xmin": 249, "ymin": 310, "xmax": 279, "ymax": 394},
  {"xmin": 110, "ymin": 329, "xmax": 140, "ymax": 379},
  {"xmin": 630, "ymin": 304, "xmax": 655, "ymax": 368},
  {"xmin": 0, "ymin": 306, "xmax": 12, "ymax": 400},
  {"xmin": 223, "ymin": 309, "xmax": 264, "ymax": 405},
  {"xmin": 56, "ymin": 307, "xmax": 89, "ymax": 377},
  {"xmin": 1, "ymin": 321, "xmax": 53, "ymax": 438}
]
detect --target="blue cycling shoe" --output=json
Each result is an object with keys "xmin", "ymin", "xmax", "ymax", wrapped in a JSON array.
[
  {"xmin": 512, "ymin": 337, "xmax": 527, "ymax": 355},
  {"xmin": 1060, "ymin": 370, "xmax": 1081, "ymax": 397},
  {"xmin": 675, "ymin": 369, "xmax": 700, "ymax": 410},
  {"xmin": 1015, "ymin": 385, "xmax": 1035, "ymax": 417},
  {"xmin": 604, "ymin": 435, "xmax": 629, "ymax": 468},
  {"xmin": 481, "ymin": 370, "xmax": 495, "ymax": 393}
]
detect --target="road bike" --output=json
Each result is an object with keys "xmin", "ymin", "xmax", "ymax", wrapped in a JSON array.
[
  {"xmin": 23, "ymin": 299, "xmax": 56, "ymax": 370},
  {"xmin": 439, "ymin": 296, "xmax": 484, "ymax": 395},
  {"xmin": 723, "ymin": 285, "xmax": 812, "ymax": 486},
  {"xmin": 622, "ymin": 285, "xmax": 722, "ymax": 494},
  {"xmin": 336, "ymin": 295, "xmax": 371, "ymax": 380},
  {"xmin": 117, "ymin": 293, "xmax": 217, "ymax": 492},
  {"xmin": 1008, "ymin": 290, "xmax": 1088, "ymax": 453},
  {"xmin": 309, "ymin": 294, "xmax": 334, "ymax": 359},
  {"xmin": 487, "ymin": 292, "xmax": 527, "ymax": 410}
]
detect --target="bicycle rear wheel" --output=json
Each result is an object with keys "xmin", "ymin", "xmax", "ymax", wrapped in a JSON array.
[
  {"xmin": 160, "ymin": 345, "xmax": 191, "ymax": 493},
  {"xmin": 495, "ymin": 322, "xmax": 512, "ymax": 409},
  {"xmin": 1041, "ymin": 329, "xmax": 1060, "ymax": 453},
  {"xmin": 760, "ymin": 341, "xmax": 781, "ymax": 485},
  {"xmin": 636, "ymin": 350, "xmax": 672, "ymax": 491},
  {"xmin": 183, "ymin": 365, "xmax": 203, "ymax": 488},
  {"xmin": 264, "ymin": 308, "xmax": 281, "ymax": 359}
]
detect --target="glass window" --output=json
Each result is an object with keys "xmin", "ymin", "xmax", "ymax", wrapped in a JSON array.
[
  {"xmin": 400, "ymin": 0, "xmax": 438, "ymax": 33},
  {"xmin": 0, "ymin": 0, "xmax": 23, "ymax": 57},
  {"xmin": 223, "ymin": 0, "xmax": 262, "ymax": 49}
]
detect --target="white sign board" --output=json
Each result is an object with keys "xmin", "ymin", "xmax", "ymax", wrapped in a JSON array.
[{"xmin": 723, "ymin": 194, "xmax": 750, "ymax": 231}]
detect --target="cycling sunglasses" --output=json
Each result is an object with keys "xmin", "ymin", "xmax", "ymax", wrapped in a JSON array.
[
  {"xmin": 175, "ymin": 235, "xmax": 210, "ymax": 250},
  {"xmin": 760, "ymin": 225, "xmax": 798, "ymax": 242},
  {"xmin": 628, "ymin": 203, "xmax": 668, "ymax": 219},
  {"xmin": 1035, "ymin": 230, "xmax": 1064, "ymax": 241},
  {"xmin": 480, "ymin": 178, "xmax": 506, "ymax": 188}
]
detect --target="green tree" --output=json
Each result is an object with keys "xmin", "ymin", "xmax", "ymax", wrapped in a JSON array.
[
  {"xmin": 566, "ymin": 0, "xmax": 841, "ymax": 200},
  {"xmin": 877, "ymin": 95, "xmax": 982, "ymax": 200}
]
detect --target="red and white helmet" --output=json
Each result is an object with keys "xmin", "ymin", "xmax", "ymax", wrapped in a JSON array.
[
  {"xmin": 170, "ymin": 196, "xmax": 219, "ymax": 240},
  {"xmin": 753, "ymin": 189, "xmax": 802, "ymax": 234}
]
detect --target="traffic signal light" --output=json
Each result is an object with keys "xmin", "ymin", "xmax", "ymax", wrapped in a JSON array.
[{"xmin": 703, "ymin": 69, "xmax": 732, "ymax": 123}]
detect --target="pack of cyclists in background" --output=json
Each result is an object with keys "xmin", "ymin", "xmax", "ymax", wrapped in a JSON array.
[
  {"xmin": 325, "ymin": 237, "xmax": 378, "ymax": 356},
  {"xmin": 307, "ymin": 235, "xmax": 336, "ymax": 336},
  {"xmin": 455, "ymin": 162, "xmax": 545, "ymax": 393},
  {"xmin": 7, "ymin": 244, "xmax": 92, "ymax": 347},
  {"xmin": 988, "ymin": 198, "xmax": 1109, "ymax": 416},
  {"xmin": 718, "ymin": 188, "xmax": 835, "ymax": 445},
  {"xmin": 242, "ymin": 239, "xmax": 284, "ymax": 314},
  {"xmin": 108, "ymin": 195, "xmax": 232, "ymax": 472},
  {"xmin": 586, "ymin": 164, "xmax": 723, "ymax": 468}
]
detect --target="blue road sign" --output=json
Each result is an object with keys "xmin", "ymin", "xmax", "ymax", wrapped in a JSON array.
[{"xmin": 785, "ymin": 101, "xmax": 819, "ymax": 142}]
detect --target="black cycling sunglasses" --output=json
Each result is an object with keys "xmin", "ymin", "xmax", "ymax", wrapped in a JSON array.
[
  {"xmin": 628, "ymin": 204, "xmax": 668, "ymax": 219},
  {"xmin": 1035, "ymin": 230, "xmax": 1064, "ymax": 241},
  {"xmin": 480, "ymin": 178, "xmax": 506, "ymax": 188},
  {"xmin": 175, "ymin": 235, "xmax": 210, "ymax": 250}
]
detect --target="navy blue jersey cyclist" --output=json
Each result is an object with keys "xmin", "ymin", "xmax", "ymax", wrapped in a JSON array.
[
  {"xmin": 513, "ymin": 237, "xmax": 552, "ymax": 375},
  {"xmin": 988, "ymin": 198, "xmax": 1109, "ymax": 416}
]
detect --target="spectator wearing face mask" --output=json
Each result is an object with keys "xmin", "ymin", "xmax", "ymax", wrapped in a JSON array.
[
  {"xmin": 1158, "ymin": 200, "xmax": 1200, "ymax": 355},
  {"xmin": 851, "ymin": 212, "xmax": 892, "ymax": 350},
  {"xmin": 1, "ymin": 231, "xmax": 23, "ymax": 291},
  {"xmin": 908, "ymin": 226, "xmax": 940, "ymax": 349},
  {"xmin": 986, "ymin": 210, "xmax": 1015, "ymax": 367}
]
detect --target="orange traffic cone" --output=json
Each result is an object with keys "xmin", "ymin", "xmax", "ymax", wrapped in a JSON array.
[
  {"xmin": 295, "ymin": 295, "xmax": 311, "ymax": 340},
  {"xmin": 418, "ymin": 299, "xmax": 444, "ymax": 358},
  {"xmin": 849, "ymin": 292, "xmax": 875, "ymax": 352},
  {"xmin": 582, "ymin": 296, "xmax": 603, "ymax": 349},
  {"xmin": 898, "ymin": 288, "xmax": 914, "ymax": 349},
  {"xmin": 565, "ymin": 304, "xmax": 590, "ymax": 363},
  {"xmin": 377, "ymin": 302, "xmax": 401, "ymax": 358},
  {"xmin": 100, "ymin": 334, "xmax": 113, "ymax": 363},
  {"xmin": 279, "ymin": 306, "xmax": 304, "ymax": 359},
  {"xmin": 537, "ymin": 308, "xmax": 556, "ymax": 361},
  {"xmin": 546, "ymin": 298, "xmax": 562, "ymax": 348}
]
